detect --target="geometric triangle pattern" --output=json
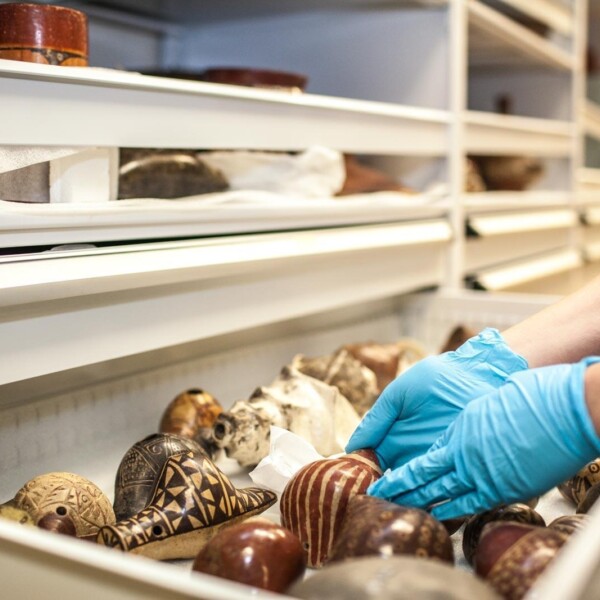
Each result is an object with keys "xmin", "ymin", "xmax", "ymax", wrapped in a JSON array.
[{"xmin": 97, "ymin": 451, "xmax": 277, "ymax": 556}]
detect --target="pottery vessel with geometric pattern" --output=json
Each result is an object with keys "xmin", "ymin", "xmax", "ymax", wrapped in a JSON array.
[
  {"xmin": 98, "ymin": 451, "xmax": 277, "ymax": 560},
  {"xmin": 113, "ymin": 433, "xmax": 207, "ymax": 521},
  {"xmin": 557, "ymin": 458, "xmax": 600, "ymax": 505}
]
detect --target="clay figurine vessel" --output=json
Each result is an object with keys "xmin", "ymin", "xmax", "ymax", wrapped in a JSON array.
[
  {"xmin": 0, "ymin": 3, "xmax": 88, "ymax": 66},
  {"xmin": 289, "ymin": 556, "xmax": 502, "ymax": 600},
  {"xmin": 212, "ymin": 366, "xmax": 360, "ymax": 468},
  {"xmin": 292, "ymin": 348, "xmax": 379, "ymax": 416},
  {"xmin": 462, "ymin": 503, "xmax": 545, "ymax": 565},
  {"xmin": 159, "ymin": 388, "xmax": 223, "ymax": 459},
  {"xmin": 548, "ymin": 514, "xmax": 589, "ymax": 536},
  {"xmin": 558, "ymin": 458, "xmax": 600, "ymax": 505},
  {"xmin": 12, "ymin": 472, "xmax": 115, "ymax": 538},
  {"xmin": 328, "ymin": 495, "xmax": 453, "ymax": 565},
  {"xmin": 439, "ymin": 325, "xmax": 478, "ymax": 353},
  {"xmin": 98, "ymin": 451, "xmax": 276, "ymax": 560},
  {"xmin": 280, "ymin": 449, "xmax": 382, "ymax": 568},
  {"xmin": 474, "ymin": 521, "xmax": 568, "ymax": 600},
  {"xmin": 577, "ymin": 481, "xmax": 600, "ymax": 514},
  {"xmin": 113, "ymin": 433, "xmax": 208, "ymax": 521},
  {"xmin": 343, "ymin": 339, "xmax": 427, "ymax": 394},
  {"xmin": 192, "ymin": 516, "xmax": 305, "ymax": 592}
]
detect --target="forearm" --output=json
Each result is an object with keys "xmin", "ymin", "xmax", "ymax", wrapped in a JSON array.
[{"xmin": 502, "ymin": 274, "xmax": 600, "ymax": 368}]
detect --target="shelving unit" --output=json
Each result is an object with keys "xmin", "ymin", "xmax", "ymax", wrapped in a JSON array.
[{"xmin": 1, "ymin": 1, "xmax": 599, "ymax": 599}]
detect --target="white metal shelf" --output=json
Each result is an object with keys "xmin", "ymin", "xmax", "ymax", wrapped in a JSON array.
[
  {"xmin": 462, "ymin": 191, "xmax": 573, "ymax": 211},
  {"xmin": 0, "ymin": 220, "xmax": 451, "ymax": 385},
  {"xmin": 0, "ymin": 195, "xmax": 448, "ymax": 249},
  {"xmin": 0, "ymin": 60, "xmax": 449, "ymax": 154},
  {"xmin": 483, "ymin": 0, "xmax": 573, "ymax": 36},
  {"xmin": 468, "ymin": 0, "xmax": 575, "ymax": 70},
  {"xmin": 467, "ymin": 207, "xmax": 578, "ymax": 236},
  {"xmin": 470, "ymin": 247, "xmax": 583, "ymax": 290},
  {"xmin": 464, "ymin": 110, "xmax": 573, "ymax": 155}
]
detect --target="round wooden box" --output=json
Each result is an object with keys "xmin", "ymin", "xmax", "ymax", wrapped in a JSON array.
[{"xmin": 0, "ymin": 3, "xmax": 88, "ymax": 66}]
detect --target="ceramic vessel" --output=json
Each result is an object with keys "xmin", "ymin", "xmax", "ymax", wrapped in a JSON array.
[
  {"xmin": 212, "ymin": 366, "xmax": 360, "ymax": 467},
  {"xmin": 577, "ymin": 481, "xmax": 600, "ymax": 514},
  {"xmin": 192, "ymin": 517, "xmax": 305, "ymax": 592},
  {"xmin": 37, "ymin": 513, "xmax": 77, "ymax": 536},
  {"xmin": 462, "ymin": 503, "xmax": 545, "ymax": 565},
  {"xmin": 548, "ymin": 514, "xmax": 589, "ymax": 536},
  {"xmin": 558, "ymin": 458, "xmax": 600, "ymax": 505},
  {"xmin": 113, "ymin": 433, "xmax": 208, "ymax": 521},
  {"xmin": 12, "ymin": 472, "xmax": 115, "ymax": 538},
  {"xmin": 439, "ymin": 325, "xmax": 478, "ymax": 353},
  {"xmin": 280, "ymin": 450, "xmax": 382, "ymax": 568},
  {"xmin": 98, "ymin": 451, "xmax": 277, "ymax": 560},
  {"xmin": 0, "ymin": 3, "xmax": 88, "ymax": 65},
  {"xmin": 292, "ymin": 348, "xmax": 378, "ymax": 416},
  {"xmin": 475, "ymin": 522, "xmax": 568, "ymax": 600},
  {"xmin": 343, "ymin": 339, "xmax": 427, "ymax": 393},
  {"xmin": 159, "ymin": 388, "xmax": 222, "ymax": 458},
  {"xmin": 0, "ymin": 503, "xmax": 34, "ymax": 526},
  {"xmin": 328, "ymin": 495, "xmax": 453, "ymax": 564},
  {"xmin": 289, "ymin": 556, "xmax": 502, "ymax": 600}
]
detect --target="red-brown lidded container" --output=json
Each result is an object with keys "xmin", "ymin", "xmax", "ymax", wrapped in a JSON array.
[{"xmin": 0, "ymin": 3, "xmax": 88, "ymax": 66}]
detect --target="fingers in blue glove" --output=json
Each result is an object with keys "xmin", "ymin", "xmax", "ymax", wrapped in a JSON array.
[
  {"xmin": 345, "ymin": 388, "xmax": 403, "ymax": 453},
  {"xmin": 387, "ymin": 471, "xmax": 472, "ymax": 508},
  {"xmin": 368, "ymin": 447, "xmax": 451, "ymax": 499}
]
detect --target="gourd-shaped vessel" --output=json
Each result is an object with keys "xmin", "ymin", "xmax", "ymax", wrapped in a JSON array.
[
  {"xmin": 12, "ymin": 472, "xmax": 115, "ymax": 538},
  {"xmin": 280, "ymin": 449, "xmax": 382, "ymax": 568},
  {"xmin": 292, "ymin": 348, "xmax": 379, "ymax": 416},
  {"xmin": 212, "ymin": 367, "xmax": 360, "ymax": 468},
  {"xmin": 113, "ymin": 433, "xmax": 206, "ymax": 521},
  {"xmin": 98, "ymin": 451, "xmax": 277, "ymax": 560},
  {"xmin": 159, "ymin": 388, "xmax": 223, "ymax": 458},
  {"xmin": 329, "ymin": 495, "xmax": 454, "ymax": 565},
  {"xmin": 475, "ymin": 522, "xmax": 568, "ymax": 600}
]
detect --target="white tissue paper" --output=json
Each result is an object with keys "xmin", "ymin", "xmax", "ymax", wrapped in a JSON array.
[
  {"xmin": 200, "ymin": 146, "xmax": 346, "ymax": 198},
  {"xmin": 249, "ymin": 426, "xmax": 324, "ymax": 494},
  {"xmin": 0, "ymin": 146, "xmax": 89, "ymax": 174}
]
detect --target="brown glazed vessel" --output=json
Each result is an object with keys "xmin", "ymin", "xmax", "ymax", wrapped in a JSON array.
[
  {"xmin": 37, "ymin": 512, "xmax": 77, "ymax": 537},
  {"xmin": 328, "ymin": 495, "xmax": 453, "ymax": 565},
  {"xmin": 192, "ymin": 517, "xmax": 305, "ymax": 592},
  {"xmin": 98, "ymin": 451, "xmax": 277, "ymax": 560},
  {"xmin": 0, "ymin": 3, "xmax": 88, "ymax": 66},
  {"xmin": 290, "ymin": 556, "xmax": 502, "ymax": 600},
  {"xmin": 475, "ymin": 522, "xmax": 568, "ymax": 600},
  {"xmin": 159, "ymin": 388, "xmax": 223, "ymax": 458},
  {"xmin": 558, "ymin": 458, "xmax": 600, "ymax": 505},
  {"xmin": 462, "ymin": 503, "xmax": 545, "ymax": 565},
  {"xmin": 280, "ymin": 449, "xmax": 382, "ymax": 568},
  {"xmin": 113, "ymin": 433, "xmax": 208, "ymax": 521}
]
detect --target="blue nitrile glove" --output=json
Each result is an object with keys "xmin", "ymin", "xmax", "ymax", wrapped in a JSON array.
[
  {"xmin": 368, "ymin": 357, "xmax": 600, "ymax": 520},
  {"xmin": 345, "ymin": 328, "xmax": 527, "ymax": 469}
]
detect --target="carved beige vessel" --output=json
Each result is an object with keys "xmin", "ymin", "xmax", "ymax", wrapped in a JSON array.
[{"xmin": 12, "ymin": 472, "xmax": 115, "ymax": 538}]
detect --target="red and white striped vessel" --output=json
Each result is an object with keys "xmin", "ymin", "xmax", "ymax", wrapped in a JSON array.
[{"xmin": 280, "ymin": 449, "xmax": 382, "ymax": 568}]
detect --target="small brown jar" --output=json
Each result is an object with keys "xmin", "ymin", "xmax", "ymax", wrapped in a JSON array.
[{"xmin": 0, "ymin": 3, "xmax": 88, "ymax": 66}]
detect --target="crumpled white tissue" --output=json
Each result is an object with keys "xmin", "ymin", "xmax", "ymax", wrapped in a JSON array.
[
  {"xmin": 200, "ymin": 146, "xmax": 345, "ymax": 198},
  {"xmin": 249, "ymin": 426, "xmax": 324, "ymax": 494}
]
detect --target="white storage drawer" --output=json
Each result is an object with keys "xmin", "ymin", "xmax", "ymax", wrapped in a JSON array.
[{"xmin": 6, "ymin": 288, "xmax": 600, "ymax": 600}]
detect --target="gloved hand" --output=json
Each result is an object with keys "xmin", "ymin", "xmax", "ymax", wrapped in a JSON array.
[
  {"xmin": 368, "ymin": 357, "xmax": 600, "ymax": 520},
  {"xmin": 345, "ymin": 328, "xmax": 527, "ymax": 469}
]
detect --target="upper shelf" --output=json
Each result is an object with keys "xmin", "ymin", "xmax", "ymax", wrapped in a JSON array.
[
  {"xmin": 0, "ymin": 60, "xmax": 449, "ymax": 154},
  {"xmin": 468, "ymin": 0, "xmax": 575, "ymax": 70},
  {"xmin": 481, "ymin": 0, "xmax": 573, "ymax": 36},
  {"xmin": 463, "ymin": 110, "xmax": 573, "ymax": 155}
]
